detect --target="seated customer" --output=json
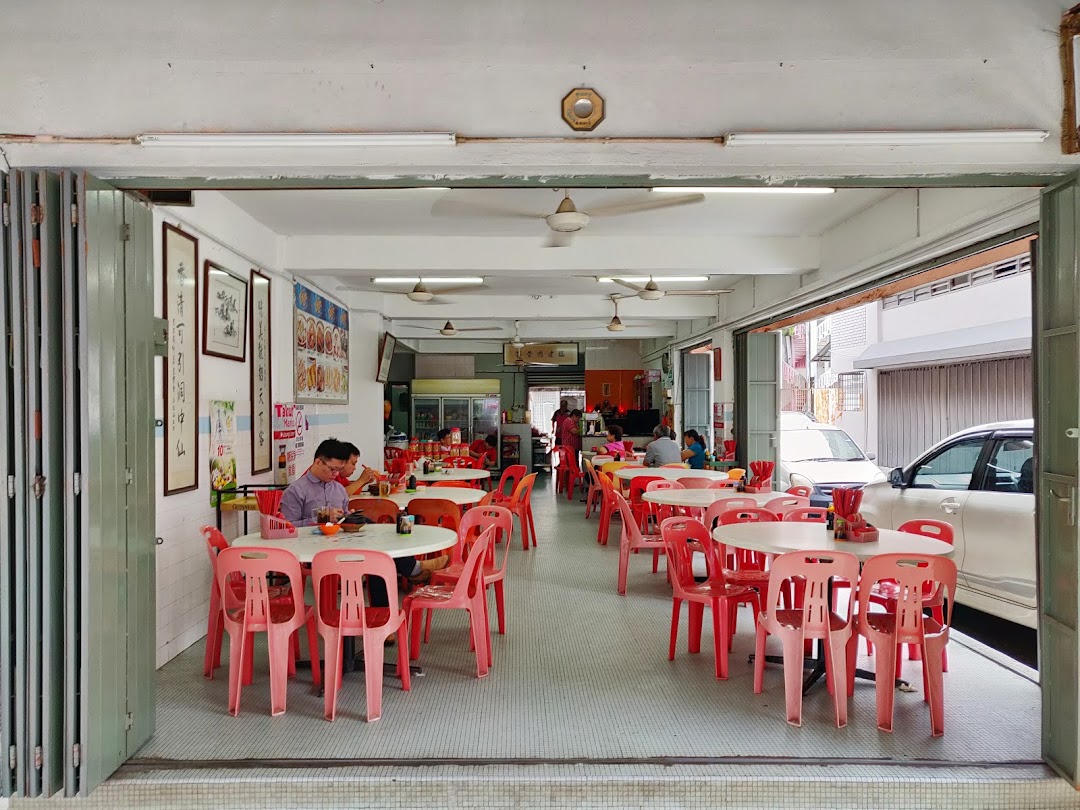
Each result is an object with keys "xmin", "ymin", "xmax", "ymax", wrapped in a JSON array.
[
  {"xmin": 436, "ymin": 428, "xmax": 454, "ymax": 454},
  {"xmin": 681, "ymin": 430, "xmax": 708, "ymax": 470},
  {"xmin": 281, "ymin": 439, "xmax": 445, "ymax": 606},
  {"xmin": 601, "ymin": 425, "xmax": 627, "ymax": 456},
  {"xmin": 336, "ymin": 441, "xmax": 378, "ymax": 495},
  {"xmin": 469, "ymin": 434, "xmax": 499, "ymax": 468},
  {"xmin": 644, "ymin": 425, "xmax": 682, "ymax": 467}
]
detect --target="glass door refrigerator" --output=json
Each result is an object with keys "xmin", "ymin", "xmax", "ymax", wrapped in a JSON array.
[
  {"xmin": 472, "ymin": 396, "xmax": 501, "ymax": 458},
  {"xmin": 412, "ymin": 397, "xmax": 441, "ymax": 440},
  {"xmin": 440, "ymin": 397, "xmax": 472, "ymax": 443},
  {"xmin": 411, "ymin": 379, "xmax": 503, "ymax": 449}
]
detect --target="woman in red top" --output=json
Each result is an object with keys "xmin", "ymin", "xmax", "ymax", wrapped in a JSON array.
[
  {"xmin": 559, "ymin": 409, "xmax": 582, "ymax": 456},
  {"xmin": 469, "ymin": 434, "xmax": 498, "ymax": 468}
]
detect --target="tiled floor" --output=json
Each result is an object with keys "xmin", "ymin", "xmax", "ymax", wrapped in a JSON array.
[{"xmin": 53, "ymin": 476, "xmax": 1068, "ymax": 808}]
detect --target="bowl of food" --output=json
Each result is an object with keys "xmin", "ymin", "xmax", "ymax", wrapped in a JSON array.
[{"xmin": 318, "ymin": 523, "xmax": 341, "ymax": 536}]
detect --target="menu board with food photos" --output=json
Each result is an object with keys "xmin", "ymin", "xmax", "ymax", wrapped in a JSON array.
[{"xmin": 294, "ymin": 280, "xmax": 350, "ymax": 404}]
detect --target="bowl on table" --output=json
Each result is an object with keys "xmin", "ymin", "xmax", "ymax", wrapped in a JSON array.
[{"xmin": 318, "ymin": 523, "xmax": 342, "ymax": 536}]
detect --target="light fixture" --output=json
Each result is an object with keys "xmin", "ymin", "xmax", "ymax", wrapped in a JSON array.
[
  {"xmin": 724, "ymin": 130, "xmax": 1049, "ymax": 147},
  {"xmin": 137, "ymin": 132, "xmax": 457, "ymax": 148},
  {"xmin": 598, "ymin": 276, "xmax": 709, "ymax": 284},
  {"xmin": 373, "ymin": 276, "xmax": 484, "ymax": 285},
  {"xmin": 651, "ymin": 186, "xmax": 834, "ymax": 194}
]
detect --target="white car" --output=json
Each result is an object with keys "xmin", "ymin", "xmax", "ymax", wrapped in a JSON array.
[
  {"xmin": 779, "ymin": 412, "xmax": 886, "ymax": 506},
  {"xmin": 859, "ymin": 420, "xmax": 1035, "ymax": 629}
]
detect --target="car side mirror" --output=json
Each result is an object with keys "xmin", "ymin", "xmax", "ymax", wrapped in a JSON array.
[
  {"xmin": 888, "ymin": 467, "xmax": 906, "ymax": 488},
  {"xmin": 866, "ymin": 452, "xmax": 877, "ymax": 461}
]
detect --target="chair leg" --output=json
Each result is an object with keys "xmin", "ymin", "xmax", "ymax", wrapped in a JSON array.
[
  {"xmin": 362, "ymin": 632, "xmax": 386, "ymax": 722},
  {"xmin": 753, "ymin": 621, "xmax": 767, "ymax": 694},
  {"xmin": 494, "ymin": 580, "xmax": 506, "ymax": 634},
  {"xmin": 617, "ymin": 544, "xmax": 630, "ymax": 595},
  {"xmin": 846, "ymin": 633, "xmax": 858, "ymax": 698},
  {"xmin": 652, "ymin": 548, "xmax": 660, "ymax": 574},
  {"xmin": 933, "ymin": 606, "xmax": 949, "ymax": 672},
  {"xmin": 924, "ymin": 636, "xmax": 947, "ymax": 736},
  {"xmin": 424, "ymin": 608, "xmax": 433, "ymax": 643},
  {"xmin": 825, "ymin": 632, "xmax": 850, "ymax": 728},
  {"xmin": 688, "ymin": 602, "xmax": 704, "ymax": 654},
  {"xmin": 669, "ymin": 599, "xmax": 681, "ymax": 661},
  {"xmin": 226, "ymin": 628, "xmax": 246, "ymax": 717},
  {"xmin": 267, "ymin": 630, "xmax": 291, "ymax": 717},
  {"xmin": 528, "ymin": 508, "xmax": 537, "ymax": 546},
  {"xmin": 243, "ymin": 633, "xmax": 255, "ymax": 686},
  {"xmin": 407, "ymin": 606, "xmax": 423, "ymax": 661},
  {"xmin": 469, "ymin": 602, "xmax": 490, "ymax": 679},
  {"xmin": 322, "ymin": 634, "xmax": 341, "ymax": 721},
  {"xmin": 780, "ymin": 631, "xmax": 806, "ymax": 727},
  {"xmin": 713, "ymin": 600, "xmax": 729, "ymax": 680},
  {"xmin": 397, "ymin": 616, "xmax": 412, "ymax": 692},
  {"xmin": 306, "ymin": 615, "xmax": 322, "ymax": 687},
  {"xmin": 204, "ymin": 592, "xmax": 221, "ymax": 678},
  {"xmin": 873, "ymin": 637, "xmax": 898, "ymax": 732}
]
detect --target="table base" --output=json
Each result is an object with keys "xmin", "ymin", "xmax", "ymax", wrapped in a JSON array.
[{"xmin": 750, "ymin": 652, "xmax": 911, "ymax": 695}]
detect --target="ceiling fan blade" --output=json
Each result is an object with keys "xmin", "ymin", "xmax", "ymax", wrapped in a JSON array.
[
  {"xmin": 406, "ymin": 325, "xmax": 444, "ymax": 331},
  {"xmin": 542, "ymin": 231, "xmax": 574, "ymax": 248},
  {"xmin": 665, "ymin": 289, "xmax": 735, "ymax": 295},
  {"xmin": 456, "ymin": 327, "xmax": 503, "ymax": 332},
  {"xmin": 587, "ymin": 193, "xmax": 705, "ymax": 218},
  {"xmin": 423, "ymin": 284, "xmax": 490, "ymax": 296},
  {"xmin": 611, "ymin": 279, "xmax": 644, "ymax": 293},
  {"xmin": 430, "ymin": 197, "xmax": 541, "ymax": 220}
]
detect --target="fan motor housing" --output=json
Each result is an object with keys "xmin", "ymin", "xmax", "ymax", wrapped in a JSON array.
[{"xmin": 546, "ymin": 211, "xmax": 590, "ymax": 233}]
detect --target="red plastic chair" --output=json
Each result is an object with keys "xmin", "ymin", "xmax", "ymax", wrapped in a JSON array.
[
  {"xmin": 216, "ymin": 547, "xmax": 321, "ymax": 716},
  {"xmin": 311, "ymin": 549, "xmax": 410, "ymax": 722},
  {"xmin": 721, "ymin": 440, "xmax": 737, "ymax": 461},
  {"xmin": 430, "ymin": 504, "xmax": 514, "ymax": 636},
  {"xmin": 852, "ymin": 553, "xmax": 958, "ymax": 736},
  {"xmin": 490, "ymin": 464, "xmax": 526, "ymax": 507},
  {"xmin": 754, "ymin": 550, "xmax": 860, "ymax": 728},
  {"xmin": 716, "ymin": 508, "xmax": 780, "ymax": 604},
  {"xmin": 707, "ymin": 479, "xmax": 739, "ymax": 489},
  {"xmin": 560, "ymin": 450, "xmax": 588, "ymax": 501},
  {"xmin": 403, "ymin": 526, "xmax": 496, "ymax": 678},
  {"xmin": 644, "ymin": 479, "xmax": 684, "ymax": 528},
  {"xmin": 786, "ymin": 485, "xmax": 813, "ymax": 498},
  {"xmin": 583, "ymin": 459, "xmax": 603, "ymax": 518},
  {"xmin": 407, "ymin": 498, "xmax": 461, "ymax": 557},
  {"xmin": 702, "ymin": 498, "xmax": 758, "ymax": 531},
  {"xmin": 677, "ymin": 477, "xmax": 713, "ymax": 490},
  {"xmin": 718, "ymin": 507, "xmax": 778, "ymax": 526},
  {"xmin": 660, "ymin": 516, "xmax": 755, "ymax": 679},
  {"xmin": 764, "ymin": 495, "xmax": 810, "ymax": 518},
  {"xmin": 612, "ymin": 492, "xmax": 666, "ymax": 594},
  {"xmin": 867, "ymin": 519, "xmax": 955, "ymax": 672},
  {"xmin": 595, "ymin": 471, "xmax": 618, "ymax": 545},
  {"xmin": 628, "ymin": 475, "xmax": 663, "ymax": 531},
  {"xmin": 507, "ymin": 472, "xmax": 539, "ymax": 549},
  {"xmin": 783, "ymin": 507, "xmax": 828, "ymax": 523},
  {"xmin": 347, "ymin": 498, "xmax": 399, "ymax": 524}
]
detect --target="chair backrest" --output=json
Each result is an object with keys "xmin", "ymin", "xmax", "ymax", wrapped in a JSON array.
[
  {"xmin": 678, "ymin": 477, "xmax": 712, "ymax": 489},
  {"xmin": 311, "ymin": 548, "xmax": 400, "ymax": 633},
  {"xmin": 455, "ymin": 526, "xmax": 496, "ymax": 600},
  {"xmin": 202, "ymin": 526, "xmax": 238, "ymax": 603},
  {"xmin": 897, "ymin": 519, "xmax": 955, "ymax": 545},
  {"xmin": 509, "ymin": 472, "xmax": 538, "ymax": 508},
  {"xmin": 764, "ymin": 495, "xmax": 810, "ymax": 516},
  {"xmin": 494, "ymin": 464, "xmax": 527, "ymax": 499},
  {"xmin": 707, "ymin": 479, "xmax": 738, "ymax": 489},
  {"xmin": 783, "ymin": 507, "xmax": 828, "ymax": 523},
  {"xmin": 727, "ymin": 468, "xmax": 746, "ymax": 480},
  {"xmin": 612, "ymin": 491, "xmax": 651, "ymax": 549},
  {"xmin": 661, "ymin": 463, "xmax": 690, "ymax": 468},
  {"xmin": 702, "ymin": 498, "xmax": 758, "ymax": 530},
  {"xmin": 562, "ymin": 449, "xmax": 581, "ymax": 475},
  {"xmin": 786, "ymin": 485, "xmax": 813, "ymax": 498},
  {"xmin": 430, "ymin": 480, "xmax": 465, "ymax": 488},
  {"xmin": 216, "ymin": 547, "xmax": 306, "ymax": 632},
  {"xmin": 348, "ymin": 497, "xmax": 399, "ymax": 524},
  {"xmin": 456, "ymin": 504, "xmax": 514, "ymax": 570},
  {"xmin": 660, "ymin": 516, "xmax": 726, "ymax": 596},
  {"xmin": 762, "ymin": 551, "xmax": 860, "ymax": 634},
  {"xmin": 718, "ymin": 507, "xmax": 778, "ymax": 525},
  {"xmin": 583, "ymin": 458, "xmax": 599, "ymax": 486},
  {"xmin": 600, "ymin": 461, "xmax": 630, "ymax": 479},
  {"xmin": 629, "ymin": 475, "xmax": 663, "ymax": 504},
  {"xmin": 857, "ymin": 554, "xmax": 958, "ymax": 642},
  {"xmin": 407, "ymin": 498, "xmax": 461, "ymax": 532},
  {"xmin": 646, "ymin": 479, "xmax": 684, "ymax": 492}
]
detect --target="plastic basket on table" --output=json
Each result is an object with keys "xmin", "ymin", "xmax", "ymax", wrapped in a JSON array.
[{"xmin": 260, "ymin": 513, "xmax": 297, "ymax": 539}]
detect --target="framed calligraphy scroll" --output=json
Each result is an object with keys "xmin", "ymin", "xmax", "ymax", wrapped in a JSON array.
[
  {"xmin": 202, "ymin": 261, "xmax": 248, "ymax": 361},
  {"xmin": 249, "ymin": 270, "xmax": 273, "ymax": 474},
  {"xmin": 162, "ymin": 223, "xmax": 200, "ymax": 495}
]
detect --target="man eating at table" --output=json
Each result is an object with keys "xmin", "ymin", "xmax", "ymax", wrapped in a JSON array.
[
  {"xmin": 336, "ymin": 441, "xmax": 378, "ymax": 495},
  {"xmin": 280, "ymin": 439, "xmax": 448, "ymax": 609}
]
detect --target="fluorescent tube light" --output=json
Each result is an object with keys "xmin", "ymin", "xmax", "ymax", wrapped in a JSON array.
[
  {"xmin": 373, "ymin": 277, "xmax": 484, "ymax": 285},
  {"xmin": 137, "ymin": 132, "xmax": 456, "ymax": 148},
  {"xmin": 598, "ymin": 276, "xmax": 709, "ymax": 283},
  {"xmin": 725, "ymin": 130, "xmax": 1049, "ymax": 147},
  {"xmin": 652, "ymin": 186, "xmax": 834, "ymax": 194}
]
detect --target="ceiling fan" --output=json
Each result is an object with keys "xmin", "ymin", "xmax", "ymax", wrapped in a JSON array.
[
  {"xmin": 582, "ymin": 295, "xmax": 630, "ymax": 333},
  {"xmin": 431, "ymin": 188, "xmax": 706, "ymax": 248},
  {"xmin": 611, "ymin": 275, "xmax": 734, "ymax": 300},
  {"xmin": 344, "ymin": 279, "xmax": 487, "ymax": 303},
  {"xmin": 408, "ymin": 320, "xmax": 501, "ymax": 337}
]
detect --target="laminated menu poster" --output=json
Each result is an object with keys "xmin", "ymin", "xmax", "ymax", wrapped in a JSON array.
[
  {"xmin": 294, "ymin": 279, "xmax": 350, "ymax": 404},
  {"xmin": 209, "ymin": 399, "xmax": 238, "ymax": 507}
]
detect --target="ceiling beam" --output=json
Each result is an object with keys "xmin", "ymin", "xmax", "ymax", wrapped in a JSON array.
[{"xmin": 371, "ymin": 293, "xmax": 718, "ymax": 320}]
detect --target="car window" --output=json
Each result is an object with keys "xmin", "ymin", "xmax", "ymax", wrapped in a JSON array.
[
  {"xmin": 780, "ymin": 428, "xmax": 865, "ymax": 462},
  {"xmin": 910, "ymin": 436, "xmax": 986, "ymax": 490},
  {"xmin": 982, "ymin": 437, "xmax": 1034, "ymax": 494}
]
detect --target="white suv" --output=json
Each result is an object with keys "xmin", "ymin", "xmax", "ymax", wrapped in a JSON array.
[
  {"xmin": 779, "ymin": 412, "xmax": 886, "ymax": 506},
  {"xmin": 859, "ymin": 420, "xmax": 1035, "ymax": 629}
]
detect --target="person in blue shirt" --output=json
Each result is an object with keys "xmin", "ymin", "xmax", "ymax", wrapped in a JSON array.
[{"xmin": 681, "ymin": 430, "xmax": 708, "ymax": 469}]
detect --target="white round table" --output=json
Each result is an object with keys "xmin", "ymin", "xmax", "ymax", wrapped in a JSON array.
[
  {"xmin": 233, "ymin": 524, "xmax": 457, "ymax": 563},
  {"xmin": 711, "ymin": 522, "xmax": 955, "ymax": 562},
  {"xmin": 642, "ymin": 489, "xmax": 779, "ymax": 509},
  {"xmin": 413, "ymin": 468, "xmax": 491, "ymax": 483},
  {"xmin": 352, "ymin": 487, "xmax": 485, "ymax": 508},
  {"xmin": 614, "ymin": 467, "xmax": 731, "ymax": 482}
]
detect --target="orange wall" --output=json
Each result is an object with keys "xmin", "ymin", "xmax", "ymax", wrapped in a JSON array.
[{"xmin": 585, "ymin": 370, "xmax": 639, "ymax": 411}]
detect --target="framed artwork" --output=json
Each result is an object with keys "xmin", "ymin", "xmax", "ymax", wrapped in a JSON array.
[
  {"xmin": 162, "ymin": 222, "xmax": 200, "ymax": 495},
  {"xmin": 713, "ymin": 347, "xmax": 722, "ymax": 381},
  {"xmin": 249, "ymin": 270, "xmax": 273, "ymax": 474},
  {"xmin": 202, "ymin": 260, "xmax": 248, "ymax": 361},
  {"xmin": 294, "ymin": 279, "xmax": 349, "ymax": 404},
  {"xmin": 376, "ymin": 332, "xmax": 396, "ymax": 383}
]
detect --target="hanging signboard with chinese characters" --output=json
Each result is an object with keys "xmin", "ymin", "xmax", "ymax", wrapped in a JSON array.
[
  {"xmin": 162, "ymin": 223, "xmax": 199, "ymax": 495},
  {"xmin": 249, "ymin": 270, "xmax": 273, "ymax": 473},
  {"xmin": 503, "ymin": 343, "xmax": 579, "ymax": 366},
  {"xmin": 209, "ymin": 400, "xmax": 238, "ymax": 507},
  {"xmin": 294, "ymin": 279, "xmax": 349, "ymax": 404}
]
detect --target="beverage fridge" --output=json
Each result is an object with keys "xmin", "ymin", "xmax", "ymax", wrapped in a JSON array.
[{"xmin": 410, "ymin": 378, "xmax": 502, "ymax": 452}]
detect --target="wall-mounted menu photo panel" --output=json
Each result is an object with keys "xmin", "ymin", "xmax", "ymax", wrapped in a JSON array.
[
  {"xmin": 162, "ymin": 222, "xmax": 200, "ymax": 495},
  {"xmin": 294, "ymin": 278, "xmax": 349, "ymax": 404}
]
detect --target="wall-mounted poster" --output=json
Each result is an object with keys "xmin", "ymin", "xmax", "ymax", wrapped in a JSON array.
[
  {"xmin": 294, "ymin": 279, "xmax": 349, "ymax": 404},
  {"xmin": 203, "ymin": 261, "xmax": 248, "ymax": 361},
  {"xmin": 162, "ymin": 223, "xmax": 199, "ymax": 495},
  {"xmin": 209, "ymin": 400, "xmax": 238, "ymax": 507},
  {"xmin": 250, "ymin": 270, "xmax": 273, "ymax": 473}
]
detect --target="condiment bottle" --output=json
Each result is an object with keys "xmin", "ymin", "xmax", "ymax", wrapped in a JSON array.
[{"xmin": 826, "ymin": 504, "xmax": 835, "ymax": 531}]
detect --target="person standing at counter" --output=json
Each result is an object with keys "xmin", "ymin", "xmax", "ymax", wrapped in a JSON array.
[
  {"xmin": 644, "ymin": 425, "xmax": 682, "ymax": 467},
  {"xmin": 551, "ymin": 400, "xmax": 570, "ymax": 445},
  {"xmin": 559, "ymin": 408, "xmax": 583, "ymax": 457},
  {"xmin": 681, "ymin": 429, "xmax": 708, "ymax": 470}
]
